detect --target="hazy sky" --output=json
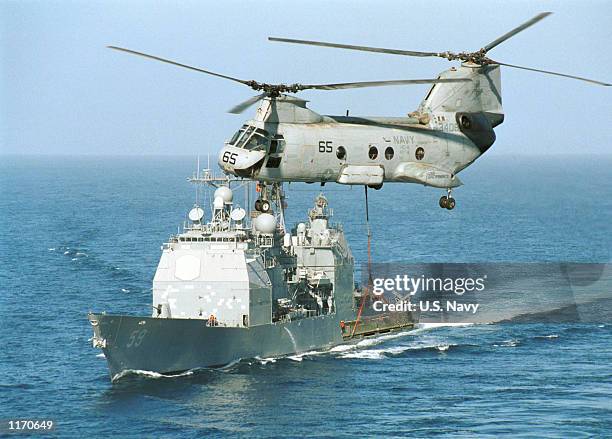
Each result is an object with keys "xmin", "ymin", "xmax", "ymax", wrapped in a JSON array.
[{"xmin": 1, "ymin": 0, "xmax": 611, "ymax": 156}]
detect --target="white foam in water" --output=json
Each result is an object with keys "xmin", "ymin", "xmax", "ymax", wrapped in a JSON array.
[
  {"xmin": 417, "ymin": 322, "xmax": 475, "ymax": 330},
  {"xmin": 289, "ymin": 350, "xmax": 327, "ymax": 360},
  {"xmin": 218, "ymin": 358, "xmax": 242, "ymax": 371},
  {"xmin": 121, "ymin": 288, "xmax": 130, "ymax": 293},
  {"xmin": 494, "ymin": 339, "xmax": 520, "ymax": 347},
  {"xmin": 112, "ymin": 369, "xmax": 195, "ymax": 382},
  {"xmin": 255, "ymin": 356, "xmax": 277, "ymax": 365},
  {"xmin": 340, "ymin": 349, "xmax": 387, "ymax": 360},
  {"xmin": 48, "ymin": 248, "xmax": 55, "ymax": 251},
  {"xmin": 329, "ymin": 344, "xmax": 355, "ymax": 353},
  {"xmin": 64, "ymin": 251, "xmax": 70, "ymax": 255},
  {"xmin": 96, "ymin": 353, "xmax": 105, "ymax": 358},
  {"xmin": 356, "ymin": 338, "xmax": 379, "ymax": 348},
  {"xmin": 339, "ymin": 340, "xmax": 457, "ymax": 360}
]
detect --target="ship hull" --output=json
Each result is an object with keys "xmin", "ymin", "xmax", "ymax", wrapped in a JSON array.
[{"xmin": 89, "ymin": 312, "xmax": 349, "ymax": 380}]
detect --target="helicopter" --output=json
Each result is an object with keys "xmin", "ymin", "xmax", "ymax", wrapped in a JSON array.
[{"xmin": 109, "ymin": 12, "xmax": 609, "ymax": 212}]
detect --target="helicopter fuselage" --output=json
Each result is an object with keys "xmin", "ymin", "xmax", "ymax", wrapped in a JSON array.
[
  {"xmin": 219, "ymin": 64, "xmax": 503, "ymax": 190},
  {"xmin": 220, "ymin": 114, "xmax": 485, "ymax": 188}
]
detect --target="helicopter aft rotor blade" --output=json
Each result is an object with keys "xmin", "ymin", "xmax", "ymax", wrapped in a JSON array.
[
  {"xmin": 267, "ymin": 37, "xmax": 440, "ymax": 58},
  {"xmin": 482, "ymin": 12, "xmax": 551, "ymax": 52},
  {"xmin": 269, "ymin": 13, "xmax": 554, "ymax": 60},
  {"xmin": 490, "ymin": 61, "xmax": 611, "ymax": 86},
  {"xmin": 269, "ymin": 12, "xmax": 610, "ymax": 86},
  {"xmin": 299, "ymin": 78, "xmax": 469, "ymax": 90}
]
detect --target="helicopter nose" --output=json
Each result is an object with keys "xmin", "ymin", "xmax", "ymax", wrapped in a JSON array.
[
  {"xmin": 218, "ymin": 145, "xmax": 266, "ymax": 174},
  {"xmin": 218, "ymin": 146, "xmax": 232, "ymax": 171}
]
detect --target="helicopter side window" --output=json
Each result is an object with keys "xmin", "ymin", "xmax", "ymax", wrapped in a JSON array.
[
  {"xmin": 385, "ymin": 147, "xmax": 394, "ymax": 160},
  {"xmin": 266, "ymin": 135, "xmax": 285, "ymax": 168},
  {"xmin": 269, "ymin": 135, "xmax": 285, "ymax": 154},
  {"xmin": 368, "ymin": 146, "xmax": 378, "ymax": 160},
  {"xmin": 336, "ymin": 146, "xmax": 346, "ymax": 160},
  {"xmin": 415, "ymin": 147, "xmax": 425, "ymax": 160}
]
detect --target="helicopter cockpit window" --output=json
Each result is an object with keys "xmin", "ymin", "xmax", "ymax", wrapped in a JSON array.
[
  {"xmin": 236, "ymin": 125, "xmax": 256, "ymax": 148},
  {"xmin": 229, "ymin": 124, "xmax": 249, "ymax": 146},
  {"xmin": 242, "ymin": 128, "xmax": 270, "ymax": 151}
]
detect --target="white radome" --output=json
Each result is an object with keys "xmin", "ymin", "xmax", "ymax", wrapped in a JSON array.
[
  {"xmin": 254, "ymin": 213, "xmax": 277, "ymax": 234},
  {"xmin": 214, "ymin": 186, "xmax": 233, "ymax": 204},
  {"xmin": 230, "ymin": 207, "xmax": 246, "ymax": 222},
  {"xmin": 213, "ymin": 196, "xmax": 224, "ymax": 210},
  {"xmin": 188, "ymin": 207, "xmax": 204, "ymax": 222}
]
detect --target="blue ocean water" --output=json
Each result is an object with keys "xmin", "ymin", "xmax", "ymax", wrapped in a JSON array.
[{"xmin": 1, "ymin": 155, "xmax": 610, "ymax": 437}]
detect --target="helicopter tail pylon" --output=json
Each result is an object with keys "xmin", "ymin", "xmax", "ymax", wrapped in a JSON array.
[{"xmin": 418, "ymin": 63, "xmax": 503, "ymax": 128}]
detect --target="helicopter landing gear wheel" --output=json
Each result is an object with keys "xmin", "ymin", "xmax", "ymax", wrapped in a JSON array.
[
  {"xmin": 440, "ymin": 188, "xmax": 456, "ymax": 210},
  {"xmin": 255, "ymin": 199, "xmax": 270, "ymax": 213},
  {"xmin": 260, "ymin": 200, "xmax": 271, "ymax": 213}
]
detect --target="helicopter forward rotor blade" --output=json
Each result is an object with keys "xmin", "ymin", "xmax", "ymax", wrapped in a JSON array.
[
  {"xmin": 268, "ymin": 37, "xmax": 440, "ymax": 58},
  {"xmin": 492, "ymin": 61, "xmax": 611, "ymax": 86},
  {"xmin": 483, "ymin": 12, "xmax": 552, "ymax": 52},
  {"xmin": 228, "ymin": 93, "xmax": 267, "ymax": 114},
  {"xmin": 108, "ymin": 46, "xmax": 251, "ymax": 86},
  {"xmin": 300, "ymin": 78, "xmax": 470, "ymax": 90}
]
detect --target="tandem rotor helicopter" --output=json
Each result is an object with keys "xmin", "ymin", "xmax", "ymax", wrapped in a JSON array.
[{"xmin": 110, "ymin": 12, "xmax": 609, "ymax": 211}]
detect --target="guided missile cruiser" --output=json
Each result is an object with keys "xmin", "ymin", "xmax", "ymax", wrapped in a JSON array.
[{"xmin": 88, "ymin": 171, "xmax": 415, "ymax": 381}]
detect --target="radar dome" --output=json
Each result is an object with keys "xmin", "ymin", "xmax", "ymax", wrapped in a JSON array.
[
  {"xmin": 230, "ymin": 207, "xmax": 246, "ymax": 222},
  {"xmin": 254, "ymin": 213, "xmax": 277, "ymax": 234},
  {"xmin": 188, "ymin": 207, "xmax": 204, "ymax": 222},
  {"xmin": 213, "ymin": 196, "xmax": 224, "ymax": 210},
  {"xmin": 214, "ymin": 187, "xmax": 233, "ymax": 204}
]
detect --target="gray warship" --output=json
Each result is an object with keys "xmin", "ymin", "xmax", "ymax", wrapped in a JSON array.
[{"xmin": 89, "ymin": 172, "xmax": 415, "ymax": 381}]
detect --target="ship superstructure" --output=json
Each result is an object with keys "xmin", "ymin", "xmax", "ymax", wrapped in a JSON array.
[{"xmin": 151, "ymin": 182, "xmax": 355, "ymax": 328}]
